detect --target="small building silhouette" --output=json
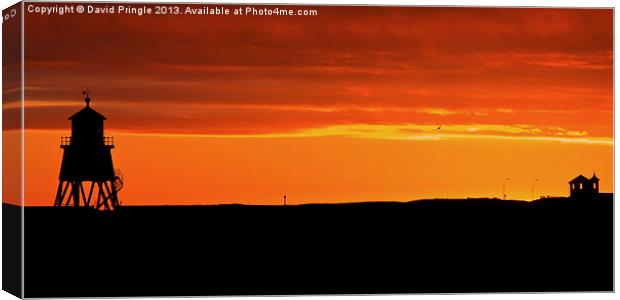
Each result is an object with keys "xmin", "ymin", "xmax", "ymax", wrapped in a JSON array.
[{"xmin": 569, "ymin": 173, "xmax": 599, "ymax": 199}]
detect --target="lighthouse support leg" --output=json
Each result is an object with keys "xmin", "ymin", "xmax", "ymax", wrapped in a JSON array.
[
  {"xmin": 54, "ymin": 181, "xmax": 65, "ymax": 207},
  {"xmin": 65, "ymin": 182, "xmax": 76, "ymax": 207},
  {"xmin": 56, "ymin": 181, "xmax": 70, "ymax": 207},
  {"xmin": 102, "ymin": 181, "xmax": 113, "ymax": 210},
  {"xmin": 86, "ymin": 182, "xmax": 95, "ymax": 207},
  {"xmin": 64, "ymin": 182, "xmax": 72, "ymax": 206},
  {"xmin": 102, "ymin": 187, "xmax": 111, "ymax": 210},
  {"xmin": 79, "ymin": 183, "xmax": 86, "ymax": 206},
  {"xmin": 96, "ymin": 182, "xmax": 104, "ymax": 210},
  {"xmin": 103, "ymin": 181, "xmax": 119, "ymax": 209},
  {"xmin": 72, "ymin": 182, "xmax": 80, "ymax": 207}
]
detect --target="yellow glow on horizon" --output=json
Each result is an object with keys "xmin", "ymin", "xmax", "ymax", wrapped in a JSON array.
[{"xmin": 21, "ymin": 122, "xmax": 614, "ymax": 146}]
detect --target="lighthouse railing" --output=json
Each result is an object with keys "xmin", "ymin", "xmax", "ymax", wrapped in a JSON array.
[
  {"xmin": 60, "ymin": 136, "xmax": 114, "ymax": 147},
  {"xmin": 60, "ymin": 136, "xmax": 71, "ymax": 147},
  {"xmin": 103, "ymin": 137, "xmax": 114, "ymax": 146}
]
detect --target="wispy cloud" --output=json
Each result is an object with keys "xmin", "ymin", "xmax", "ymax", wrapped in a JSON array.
[{"xmin": 61, "ymin": 123, "xmax": 609, "ymax": 146}]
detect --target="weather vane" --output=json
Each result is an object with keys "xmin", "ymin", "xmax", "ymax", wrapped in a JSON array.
[{"xmin": 82, "ymin": 89, "xmax": 92, "ymax": 106}]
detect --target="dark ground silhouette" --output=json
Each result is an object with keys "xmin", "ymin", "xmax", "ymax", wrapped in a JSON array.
[{"xmin": 18, "ymin": 197, "xmax": 612, "ymax": 297}]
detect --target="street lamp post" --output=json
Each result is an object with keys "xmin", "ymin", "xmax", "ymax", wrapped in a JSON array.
[{"xmin": 503, "ymin": 178, "xmax": 510, "ymax": 200}]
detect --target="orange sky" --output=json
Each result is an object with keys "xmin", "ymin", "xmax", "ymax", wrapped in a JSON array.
[{"xmin": 9, "ymin": 5, "xmax": 614, "ymax": 205}]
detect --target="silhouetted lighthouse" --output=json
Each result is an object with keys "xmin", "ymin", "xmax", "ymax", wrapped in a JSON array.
[{"xmin": 53, "ymin": 91, "xmax": 123, "ymax": 210}]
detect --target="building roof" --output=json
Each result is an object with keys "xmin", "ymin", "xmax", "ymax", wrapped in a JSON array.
[
  {"xmin": 591, "ymin": 172, "xmax": 599, "ymax": 181},
  {"xmin": 569, "ymin": 175, "xmax": 590, "ymax": 184},
  {"xmin": 68, "ymin": 98, "xmax": 107, "ymax": 120}
]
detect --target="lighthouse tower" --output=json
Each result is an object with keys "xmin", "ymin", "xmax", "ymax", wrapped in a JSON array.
[{"xmin": 53, "ymin": 91, "xmax": 123, "ymax": 210}]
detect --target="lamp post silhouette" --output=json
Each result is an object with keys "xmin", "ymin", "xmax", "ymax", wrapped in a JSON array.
[
  {"xmin": 503, "ymin": 178, "xmax": 510, "ymax": 200},
  {"xmin": 53, "ymin": 91, "xmax": 123, "ymax": 210},
  {"xmin": 531, "ymin": 178, "xmax": 538, "ymax": 199}
]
